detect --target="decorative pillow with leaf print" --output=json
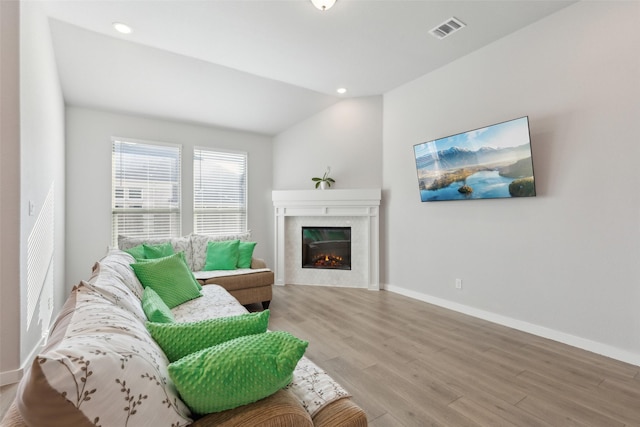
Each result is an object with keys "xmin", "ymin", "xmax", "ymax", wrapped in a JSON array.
[
  {"xmin": 16, "ymin": 283, "xmax": 192, "ymax": 427},
  {"xmin": 118, "ymin": 235, "xmax": 193, "ymax": 271}
]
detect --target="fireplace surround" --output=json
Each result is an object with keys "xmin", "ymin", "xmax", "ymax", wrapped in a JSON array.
[{"xmin": 272, "ymin": 189, "xmax": 381, "ymax": 290}]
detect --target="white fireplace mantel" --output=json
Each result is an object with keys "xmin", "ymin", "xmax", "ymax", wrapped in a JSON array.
[{"xmin": 272, "ymin": 189, "xmax": 381, "ymax": 290}]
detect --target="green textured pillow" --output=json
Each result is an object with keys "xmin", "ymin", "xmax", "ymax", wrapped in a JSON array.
[
  {"xmin": 143, "ymin": 242, "xmax": 175, "ymax": 259},
  {"xmin": 131, "ymin": 253, "xmax": 201, "ymax": 309},
  {"xmin": 142, "ymin": 287, "xmax": 175, "ymax": 323},
  {"xmin": 135, "ymin": 251, "xmax": 202, "ymax": 290},
  {"xmin": 168, "ymin": 331, "xmax": 308, "ymax": 414},
  {"xmin": 204, "ymin": 240, "xmax": 240, "ymax": 270},
  {"xmin": 146, "ymin": 310, "xmax": 270, "ymax": 362},
  {"xmin": 237, "ymin": 241, "xmax": 257, "ymax": 268},
  {"xmin": 124, "ymin": 244, "xmax": 146, "ymax": 261}
]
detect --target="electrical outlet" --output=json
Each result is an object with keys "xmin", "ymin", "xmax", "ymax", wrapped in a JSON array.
[{"xmin": 455, "ymin": 278, "xmax": 462, "ymax": 289}]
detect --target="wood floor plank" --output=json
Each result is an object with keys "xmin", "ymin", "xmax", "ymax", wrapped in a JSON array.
[
  {"xmin": 515, "ymin": 393, "xmax": 625, "ymax": 427},
  {"xmin": 448, "ymin": 397, "xmax": 520, "ymax": 427},
  {"xmin": 516, "ymin": 369, "xmax": 640, "ymax": 426},
  {"xmin": 321, "ymin": 357, "xmax": 454, "ymax": 426},
  {"xmin": 485, "ymin": 346, "xmax": 603, "ymax": 390},
  {"xmin": 597, "ymin": 376, "xmax": 640, "ymax": 409},
  {"xmin": 526, "ymin": 337, "xmax": 640, "ymax": 380},
  {"xmin": 368, "ymin": 412, "xmax": 405, "ymax": 427},
  {"xmin": 267, "ymin": 285, "xmax": 640, "ymax": 426},
  {"xmin": 363, "ymin": 362, "xmax": 460, "ymax": 408},
  {"xmin": 417, "ymin": 349, "xmax": 529, "ymax": 405},
  {"xmin": 448, "ymin": 391, "xmax": 553, "ymax": 427}
]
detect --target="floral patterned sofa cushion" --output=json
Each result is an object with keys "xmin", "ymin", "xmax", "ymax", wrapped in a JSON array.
[
  {"xmin": 16, "ymin": 283, "xmax": 192, "ymax": 427},
  {"xmin": 117, "ymin": 233, "xmax": 254, "ymax": 272},
  {"xmin": 84, "ymin": 255, "xmax": 147, "ymax": 323},
  {"xmin": 118, "ymin": 235, "xmax": 193, "ymax": 271},
  {"xmin": 95, "ymin": 248, "xmax": 145, "ymax": 298}
]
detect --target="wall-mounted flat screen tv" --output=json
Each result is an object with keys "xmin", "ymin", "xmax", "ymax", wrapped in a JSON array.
[{"xmin": 413, "ymin": 116, "xmax": 536, "ymax": 202}]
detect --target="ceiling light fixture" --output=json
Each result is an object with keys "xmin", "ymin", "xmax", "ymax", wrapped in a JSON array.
[
  {"xmin": 311, "ymin": 0, "xmax": 336, "ymax": 11},
  {"xmin": 112, "ymin": 22, "xmax": 132, "ymax": 34},
  {"xmin": 336, "ymin": 88, "xmax": 347, "ymax": 94}
]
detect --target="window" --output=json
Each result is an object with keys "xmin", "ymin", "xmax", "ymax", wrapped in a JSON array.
[
  {"xmin": 112, "ymin": 138, "xmax": 181, "ymax": 245},
  {"xmin": 128, "ymin": 188, "xmax": 142, "ymax": 199},
  {"xmin": 193, "ymin": 147, "xmax": 247, "ymax": 235}
]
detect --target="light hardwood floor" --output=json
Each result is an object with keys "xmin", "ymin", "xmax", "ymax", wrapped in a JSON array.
[{"xmin": 267, "ymin": 285, "xmax": 640, "ymax": 427}]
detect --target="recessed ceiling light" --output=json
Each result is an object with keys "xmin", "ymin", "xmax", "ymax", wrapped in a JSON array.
[
  {"xmin": 311, "ymin": 0, "xmax": 336, "ymax": 11},
  {"xmin": 337, "ymin": 88, "xmax": 347, "ymax": 94},
  {"xmin": 113, "ymin": 22, "xmax": 132, "ymax": 34}
]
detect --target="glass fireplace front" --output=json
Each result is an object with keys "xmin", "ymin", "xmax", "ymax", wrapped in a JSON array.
[{"xmin": 301, "ymin": 226, "xmax": 351, "ymax": 270}]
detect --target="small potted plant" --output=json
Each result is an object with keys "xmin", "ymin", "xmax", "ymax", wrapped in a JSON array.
[{"xmin": 312, "ymin": 167, "xmax": 335, "ymax": 190}]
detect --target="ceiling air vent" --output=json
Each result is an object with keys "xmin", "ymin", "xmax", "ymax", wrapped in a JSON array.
[{"xmin": 429, "ymin": 17, "xmax": 466, "ymax": 40}]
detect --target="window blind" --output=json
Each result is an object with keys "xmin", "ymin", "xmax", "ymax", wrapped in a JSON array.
[
  {"xmin": 112, "ymin": 138, "xmax": 181, "ymax": 245},
  {"xmin": 193, "ymin": 147, "xmax": 247, "ymax": 235}
]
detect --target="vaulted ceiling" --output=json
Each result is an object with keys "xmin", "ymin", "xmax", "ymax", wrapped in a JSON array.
[{"xmin": 42, "ymin": 0, "xmax": 575, "ymax": 135}]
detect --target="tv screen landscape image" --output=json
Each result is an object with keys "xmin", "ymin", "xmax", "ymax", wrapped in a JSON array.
[{"xmin": 413, "ymin": 116, "xmax": 536, "ymax": 202}]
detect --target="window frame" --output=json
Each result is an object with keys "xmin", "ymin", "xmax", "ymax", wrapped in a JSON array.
[
  {"xmin": 193, "ymin": 146, "xmax": 248, "ymax": 235},
  {"xmin": 111, "ymin": 137, "xmax": 182, "ymax": 245}
]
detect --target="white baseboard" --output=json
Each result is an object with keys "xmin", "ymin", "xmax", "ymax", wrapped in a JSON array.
[
  {"xmin": 0, "ymin": 335, "xmax": 46, "ymax": 387},
  {"xmin": 0, "ymin": 369, "xmax": 22, "ymax": 387},
  {"xmin": 384, "ymin": 284, "xmax": 640, "ymax": 367}
]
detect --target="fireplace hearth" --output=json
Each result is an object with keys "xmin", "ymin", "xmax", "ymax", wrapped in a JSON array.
[{"xmin": 302, "ymin": 226, "xmax": 351, "ymax": 270}]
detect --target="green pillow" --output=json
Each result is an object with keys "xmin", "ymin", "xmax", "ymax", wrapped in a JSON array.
[
  {"xmin": 123, "ymin": 242, "xmax": 174, "ymax": 261},
  {"xmin": 203, "ymin": 240, "xmax": 240, "ymax": 270},
  {"xmin": 237, "ymin": 241, "xmax": 257, "ymax": 268},
  {"xmin": 168, "ymin": 331, "xmax": 308, "ymax": 414},
  {"xmin": 142, "ymin": 287, "xmax": 175, "ymax": 323},
  {"xmin": 146, "ymin": 310, "xmax": 270, "ymax": 362},
  {"xmin": 131, "ymin": 253, "xmax": 202, "ymax": 309},
  {"xmin": 143, "ymin": 242, "xmax": 175, "ymax": 259},
  {"xmin": 135, "ymin": 251, "xmax": 202, "ymax": 290},
  {"xmin": 123, "ymin": 244, "xmax": 146, "ymax": 261}
]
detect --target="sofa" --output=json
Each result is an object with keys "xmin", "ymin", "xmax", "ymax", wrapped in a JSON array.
[
  {"xmin": 118, "ymin": 232, "xmax": 275, "ymax": 309},
  {"xmin": 1, "ymin": 247, "xmax": 367, "ymax": 427}
]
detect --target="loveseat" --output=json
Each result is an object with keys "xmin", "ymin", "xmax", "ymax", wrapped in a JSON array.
[
  {"xmin": 1, "ymin": 247, "xmax": 367, "ymax": 426},
  {"xmin": 118, "ymin": 232, "xmax": 274, "ymax": 309}
]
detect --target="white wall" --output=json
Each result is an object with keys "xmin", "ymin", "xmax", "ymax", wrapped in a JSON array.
[
  {"xmin": 383, "ymin": 1, "xmax": 640, "ymax": 364},
  {"xmin": 0, "ymin": 0, "xmax": 22, "ymax": 385},
  {"xmin": 273, "ymin": 96, "xmax": 383, "ymax": 190},
  {"xmin": 0, "ymin": 1, "xmax": 66, "ymax": 385},
  {"xmin": 65, "ymin": 107, "xmax": 273, "ymax": 288},
  {"xmin": 20, "ymin": 1, "xmax": 66, "ymax": 364}
]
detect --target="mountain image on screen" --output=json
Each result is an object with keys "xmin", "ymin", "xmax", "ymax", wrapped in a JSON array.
[{"xmin": 413, "ymin": 117, "xmax": 536, "ymax": 202}]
